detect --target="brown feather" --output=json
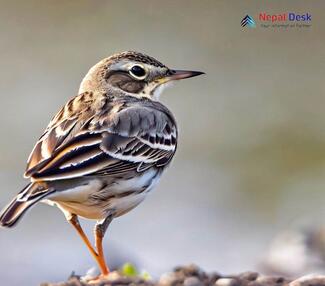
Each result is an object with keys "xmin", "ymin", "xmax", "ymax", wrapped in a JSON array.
[{"xmin": 25, "ymin": 92, "xmax": 177, "ymax": 182}]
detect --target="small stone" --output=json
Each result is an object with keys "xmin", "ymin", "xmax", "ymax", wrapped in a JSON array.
[
  {"xmin": 238, "ymin": 272, "xmax": 259, "ymax": 281},
  {"xmin": 256, "ymin": 276, "xmax": 288, "ymax": 286},
  {"xmin": 184, "ymin": 276, "xmax": 204, "ymax": 286},
  {"xmin": 207, "ymin": 273, "xmax": 221, "ymax": 285},
  {"xmin": 174, "ymin": 264, "xmax": 202, "ymax": 278},
  {"xmin": 215, "ymin": 278, "xmax": 239, "ymax": 286},
  {"xmin": 290, "ymin": 274, "xmax": 325, "ymax": 286},
  {"xmin": 159, "ymin": 272, "xmax": 181, "ymax": 285}
]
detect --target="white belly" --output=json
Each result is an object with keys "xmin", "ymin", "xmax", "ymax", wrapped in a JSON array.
[{"xmin": 45, "ymin": 169, "xmax": 162, "ymax": 220}]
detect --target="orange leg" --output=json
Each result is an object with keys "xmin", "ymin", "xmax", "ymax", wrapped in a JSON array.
[
  {"xmin": 94, "ymin": 215, "xmax": 113, "ymax": 276},
  {"xmin": 94, "ymin": 231, "xmax": 109, "ymax": 275},
  {"xmin": 68, "ymin": 214, "xmax": 110, "ymax": 276}
]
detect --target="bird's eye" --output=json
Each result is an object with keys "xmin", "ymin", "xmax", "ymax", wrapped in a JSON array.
[{"xmin": 129, "ymin": 65, "xmax": 147, "ymax": 79}]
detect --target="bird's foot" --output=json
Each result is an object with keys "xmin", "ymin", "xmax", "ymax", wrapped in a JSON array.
[{"xmin": 84, "ymin": 272, "xmax": 120, "ymax": 284}]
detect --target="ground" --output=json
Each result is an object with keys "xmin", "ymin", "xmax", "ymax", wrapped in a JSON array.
[{"xmin": 40, "ymin": 265, "xmax": 325, "ymax": 286}]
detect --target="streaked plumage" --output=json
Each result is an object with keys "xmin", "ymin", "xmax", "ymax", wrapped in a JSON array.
[{"xmin": 0, "ymin": 51, "xmax": 203, "ymax": 278}]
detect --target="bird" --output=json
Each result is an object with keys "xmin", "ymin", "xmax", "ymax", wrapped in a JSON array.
[{"xmin": 0, "ymin": 51, "xmax": 204, "ymax": 278}]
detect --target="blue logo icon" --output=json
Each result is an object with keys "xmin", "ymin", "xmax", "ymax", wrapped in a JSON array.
[{"xmin": 241, "ymin": 15, "xmax": 256, "ymax": 28}]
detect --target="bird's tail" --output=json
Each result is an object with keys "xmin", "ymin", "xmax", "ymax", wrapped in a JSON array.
[{"xmin": 0, "ymin": 182, "xmax": 54, "ymax": 228}]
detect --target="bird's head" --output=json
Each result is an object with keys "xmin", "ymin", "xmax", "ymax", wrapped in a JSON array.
[{"xmin": 79, "ymin": 51, "xmax": 204, "ymax": 100}]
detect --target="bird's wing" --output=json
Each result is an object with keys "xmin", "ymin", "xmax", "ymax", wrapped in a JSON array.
[
  {"xmin": 96, "ymin": 104, "xmax": 177, "ymax": 175},
  {"xmin": 25, "ymin": 92, "xmax": 96, "ymax": 178},
  {"xmin": 25, "ymin": 96, "xmax": 177, "ymax": 181}
]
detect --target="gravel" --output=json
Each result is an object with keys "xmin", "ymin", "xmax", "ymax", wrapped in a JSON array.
[{"xmin": 41, "ymin": 264, "xmax": 325, "ymax": 286}]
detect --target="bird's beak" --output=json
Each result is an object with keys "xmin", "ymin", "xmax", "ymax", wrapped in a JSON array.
[{"xmin": 159, "ymin": 70, "xmax": 205, "ymax": 84}]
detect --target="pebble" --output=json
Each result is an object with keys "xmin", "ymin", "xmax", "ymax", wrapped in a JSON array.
[
  {"xmin": 184, "ymin": 276, "xmax": 204, "ymax": 286},
  {"xmin": 215, "ymin": 278, "xmax": 239, "ymax": 286}
]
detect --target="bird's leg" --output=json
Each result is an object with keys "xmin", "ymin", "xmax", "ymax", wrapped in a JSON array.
[
  {"xmin": 68, "ymin": 214, "xmax": 108, "ymax": 276},
  {"xmin": 67, "ymin": 214, "xmax": 99, "ymax": 261},
  {"xmin": 94, "ymin": 215, "xmax": 113, "ymax": 276},
  {"xmin": 64, "ymin": 210, "xmax": 112, "ymax": 278}
]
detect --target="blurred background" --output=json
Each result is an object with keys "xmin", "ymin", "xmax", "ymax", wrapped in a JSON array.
[{"xmin": 0, "ymin": 0, "xmax": 325, "ymax": 285}]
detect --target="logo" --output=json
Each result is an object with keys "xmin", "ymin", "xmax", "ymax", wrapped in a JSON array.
[
  {"xmin": 259, "ymin": 12, "xmax": 311, "ymax": 22},
  {"xmin": 241, "ymin": 15, "xmax": 256, "ymax": 28},
  {"xmin": 241, "ymin": 12, "xmax": 312, "ymax": 29}
]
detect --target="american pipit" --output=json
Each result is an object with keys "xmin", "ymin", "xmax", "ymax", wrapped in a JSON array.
[{"xmin": 0, "ymin": 51, "xmax": 204, "ymax": 277}]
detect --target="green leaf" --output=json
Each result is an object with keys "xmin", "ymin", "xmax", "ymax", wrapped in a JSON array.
[
  {"xmin": 121, "ymin": 263, "xmax": 138, "ymax": 277},
  {"xmin": 141, "ymin": 271, "xmax": 152, "ymax": 280}
]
